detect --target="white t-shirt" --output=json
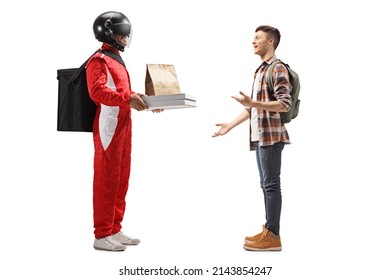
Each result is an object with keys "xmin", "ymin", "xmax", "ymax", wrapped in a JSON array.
[{"xmin": 251, "ymin": 72, "xmax": 262, "ymax": 141}]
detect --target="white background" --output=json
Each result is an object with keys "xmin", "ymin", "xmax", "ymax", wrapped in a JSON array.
[{"xmin": 1, "ymin": 0, "xmax": 389, "ymax": 279}]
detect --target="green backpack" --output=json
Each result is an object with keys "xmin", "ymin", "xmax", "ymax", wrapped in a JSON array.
[{"xmin": 266, "ymin": 59, "xmax": 300, "ymax": 123}]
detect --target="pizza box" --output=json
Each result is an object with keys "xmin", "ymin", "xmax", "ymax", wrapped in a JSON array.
[{"xmin": 142, "ymin": 93, "xmax": 197, "ymax": 110}]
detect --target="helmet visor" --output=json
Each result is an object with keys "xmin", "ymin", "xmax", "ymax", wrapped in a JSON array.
[
  {"xmin": 112, "ymin": 23, "xmax": 131, "ymax": 37},
  {"xmin": 113, "ymin": 22, "xmax": 132, "ymax": 48},
  {"xmin": 126, "ymin": 30, "xmax": 132, "ymax": 48},
  {"xmin": 115, "ymin": 33, "xmax": 132, "ymax": 48}
]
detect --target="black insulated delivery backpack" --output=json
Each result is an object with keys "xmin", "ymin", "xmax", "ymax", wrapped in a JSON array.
[{"xmin": 57, "ymin": 49, "xmax": 125, "ymax": 132}]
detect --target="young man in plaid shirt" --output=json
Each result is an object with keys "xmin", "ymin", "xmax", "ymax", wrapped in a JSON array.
[{"xmin": 213, "ymin": 25, "xmax": 292, "ymax": 251}]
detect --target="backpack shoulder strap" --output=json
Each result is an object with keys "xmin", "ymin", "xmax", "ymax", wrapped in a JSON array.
[
  {"xmin": 265, "ymin": 59, "xmax": 283, "ymax": 92},
  {"xmin": 99, "ymin": 49, "xmax": 126, "ymax": 67},
  {"xmin": 69, "ymin": 49, "xmax": 126, "ymax": 85},
  {"xmin": 69, "ymin": 50, "xmax": 100, "ymax": 85}
]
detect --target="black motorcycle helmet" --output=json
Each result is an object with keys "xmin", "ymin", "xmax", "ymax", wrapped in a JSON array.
[{"xmin": 93, "ymin": 11, "xmax": 132, "ymax": 52}]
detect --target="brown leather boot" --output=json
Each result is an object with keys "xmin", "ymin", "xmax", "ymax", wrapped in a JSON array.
[
  {"xmin": 245, "ymin": 224, "xmax": 266, "ymax": 242},
  {"xmin": 243, "ymin": 226, "xmax": 282, "ymax": 251}
]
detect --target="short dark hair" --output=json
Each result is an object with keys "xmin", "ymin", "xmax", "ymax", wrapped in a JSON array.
[{"xmin": 255, "ymin": 25, "xmax": 281, "ymax": 49}]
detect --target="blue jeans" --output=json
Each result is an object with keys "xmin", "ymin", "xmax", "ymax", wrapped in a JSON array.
[{"xmin": 255, "ymin": 141, "xmax": 285, "ymax": 235}]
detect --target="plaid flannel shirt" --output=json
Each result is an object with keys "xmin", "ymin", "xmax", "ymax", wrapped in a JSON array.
[{"xmin": 249, "ymin": 56, "xmax": 292, "ymax": 150}]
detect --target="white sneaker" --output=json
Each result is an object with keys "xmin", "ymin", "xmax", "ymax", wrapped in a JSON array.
[
  {"xmin": 93, "ymin": 236, "xmax": 127, "ymax": 251},
  {"xmin": 111, "ymin": 231, "xmax": 140, "ymax": 245}
]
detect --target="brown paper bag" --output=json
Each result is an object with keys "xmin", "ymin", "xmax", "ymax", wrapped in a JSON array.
[{"xmin": 145, "ymin": 64, "xmax": 181, "ymax": 96}]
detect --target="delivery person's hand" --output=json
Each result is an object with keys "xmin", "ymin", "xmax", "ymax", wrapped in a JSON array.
[{"xmin": 130, "ymin": 93, "xmax": 149, "ymax": 111}]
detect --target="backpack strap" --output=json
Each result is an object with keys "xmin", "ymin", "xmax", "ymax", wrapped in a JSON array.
[
  {"xmin": 99, "ymin": 49, "xmax": 126, "ymax": 67},
  {"xmin": 69, "ymin": 49, "xmax": 125, "ymax": 86},
  {"xmin": 265, "ymin": 59, "xmax": 282, "ymax": 93},
  {"xmin": 69, "ymin": 50, "xmax": 100, "ymax": 86}
]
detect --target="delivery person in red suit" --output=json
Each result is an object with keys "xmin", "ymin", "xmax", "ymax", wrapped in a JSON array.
[{"xmin": 86, "ymin": 11, "xmax": 159, "ymax": 251}]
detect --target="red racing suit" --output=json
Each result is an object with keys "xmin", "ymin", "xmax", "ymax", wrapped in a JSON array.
[{"xmin": 86, "ymin": 43, "xmax": 135, "ymax": 239}]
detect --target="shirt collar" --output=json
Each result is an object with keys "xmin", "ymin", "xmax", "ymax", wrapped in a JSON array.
[
  {"xmin": 255, "ymin": 55, "xmax": 278, "ymax": 75},
  {"xmin": 264, "ymin": 55, "xmax": 277, "ymax": 65},
  {"xmin": 101, "ymin": 43, "xmax": 120, "ymax": 54}
]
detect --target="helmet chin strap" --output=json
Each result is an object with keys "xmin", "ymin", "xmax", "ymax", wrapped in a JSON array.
[{"xmin": 111, "ymin": 40, "xmax": 125, "ymax": 52}]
